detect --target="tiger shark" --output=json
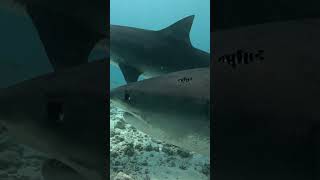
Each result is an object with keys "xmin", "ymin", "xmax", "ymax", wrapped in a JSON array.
[
  {"xmin": 0, "ymin": 59, "xmax": 108, "ymax": 180},
  {"xmin": 110, "ymin": 15, "xmax": 210, "ymax": 83},
  {"xmin": 213, "ymin": 18, "xmax": 320, "ymax": 180},
  {"xmin": 0, "ymin": 0, "xmax": 108, "ymax": 69},
  {"xmin": 110, "ymin": 68, "xmax": 210, "ymax": 156}
]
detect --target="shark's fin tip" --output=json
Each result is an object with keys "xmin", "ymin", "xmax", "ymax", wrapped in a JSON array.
[{"xmin": 160, "ymin": 15, "xmax": 195, "ymax": 45}]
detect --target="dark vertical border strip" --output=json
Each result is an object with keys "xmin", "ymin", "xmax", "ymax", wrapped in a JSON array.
[
  {"xmin": 210, "ymin": 0, "xmax": 214, "ymax": 178},
  {"xmin": 106, "ymin": 0, "xmax": 111, "ymax": 178}
]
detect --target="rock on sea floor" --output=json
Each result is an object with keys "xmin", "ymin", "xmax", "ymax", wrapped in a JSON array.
[{"xmin": 110, "ymin": 103, "xmax": 210, "ymax": 180}]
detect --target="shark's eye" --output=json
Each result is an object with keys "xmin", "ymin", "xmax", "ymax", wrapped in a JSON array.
[{"xmin": 124, "ymin": 91, "xmax": 131, "ymax": 101}]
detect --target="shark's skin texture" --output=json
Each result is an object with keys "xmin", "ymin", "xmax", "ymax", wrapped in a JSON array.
[
  {"xmin": 0, "ymin": 0, "xmax": 108, "ymax": 70},
  {"xmin": 110, "ymin": 15, "xmax": 210, "ymax": 83},
  {"xmin": 110, "ymin": 68, "xmax": 210, "ymax": 156},
  {"xmin": 0, "ymin": 60, "xmax": 108, "ymax": 180},
  {"xmin": 212, "ymin": 19, "xmax": 320, "ymax": 180}
]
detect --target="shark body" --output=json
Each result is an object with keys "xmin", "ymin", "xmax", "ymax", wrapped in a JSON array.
[
  {"xmin": 212, "ymin": 1, "xmax": 320, "ymax": 179},
  {"xmin": 213, "ymin": 19, "xmax": 320, "ymax": 179},
  {"xmin": 110, "ymin": 68, "xmax": 210, "ymax": 156},
  {"xmin": 0, "ymin": 59, "xmax": 108, "ymax": 180},
  {"xmin": 110, "ymin": 15, "xmax": 210, "ymax": 83}
]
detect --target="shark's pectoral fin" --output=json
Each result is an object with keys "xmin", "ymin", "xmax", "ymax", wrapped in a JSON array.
[
  {"xmin": 159, "ymin": 15, "xmax": 195, "ymax": 45},
  {"xmin": 25, "ymin": 4, "xmax": 104, "ymax": 70},
  {"xmin": 119, "ymin": 64, "xmax": 141, "ymax": 83},
  {"xmin": 41, "ymin": 159, "xmax": 87, "ymax": 180}
]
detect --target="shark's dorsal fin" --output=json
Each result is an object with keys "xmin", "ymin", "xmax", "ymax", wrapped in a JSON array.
[
  {"xmin": 160, "ymin": 15, "xmax": 195, "ymax": 45},
  {"xmin": 25, "ymin": 4, "xmax": 105, "ymax": 71}
]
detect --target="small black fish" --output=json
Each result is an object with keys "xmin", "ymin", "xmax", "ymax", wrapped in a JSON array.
[
  {"xmin": 218, "ymin": 49, "xmax": 264, "ymax": 68},
  {"xmin": 177, "ymin": 77, "xmax": 193, "ymax": 83}
]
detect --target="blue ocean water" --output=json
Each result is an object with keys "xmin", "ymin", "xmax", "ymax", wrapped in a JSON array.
[
  {"xmin": 0, "ymin": 8, "xmax": 53, "ymax": 88},
  {"xmin": 110, "ymin": 0, "xmax": 210, "ymax": 88}
]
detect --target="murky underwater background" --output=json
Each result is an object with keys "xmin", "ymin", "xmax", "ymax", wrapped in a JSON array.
[{"xmin": 110, "ymin": 0, "xmax": 210, "ymax": 179}]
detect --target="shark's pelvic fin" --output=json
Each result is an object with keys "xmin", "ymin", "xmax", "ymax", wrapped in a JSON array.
[
  {"xmin": 119, "ymin": 63, "xmax": 141, "ymax": 83},
  {"xmin": 41, "ymin": 159, "xmax": 87, "ymax": 180},
  {"xmin": 160, "ymin": 15, "xmax": 195, "ymax": 45},
  {"xmin": 25, "ymin": 4, "xmax": 105, "ymax": 70}
]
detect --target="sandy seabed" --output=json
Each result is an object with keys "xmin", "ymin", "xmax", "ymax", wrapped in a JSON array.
[
  {"xmin": 0, "ymin": 126, "xmax": 45, "ymax": 180},
  {"xmin": 0, "ymin": 103, "xmax": 210, "ymax": 180},
  {"xmin": 110, "ymin": 103, "xmax": 210, "ymax": 180}
]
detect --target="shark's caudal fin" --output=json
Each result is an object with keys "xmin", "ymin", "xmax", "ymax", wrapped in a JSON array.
[
  {"xmin": 41, "ymin": 159, "xmax": 87, "ymax": 180},
  {"xmin": 24, "ymin": 4, "xmax": 105, "ymax": 71},
  {"xmin": 159, "ymin": 15, "xmax": 195, "ymax": 45}
]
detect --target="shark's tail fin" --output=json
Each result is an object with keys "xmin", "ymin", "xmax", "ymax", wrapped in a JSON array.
[{"xmin": 159, "ymin": 15, "xmax": 195, "ymax": 45}]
